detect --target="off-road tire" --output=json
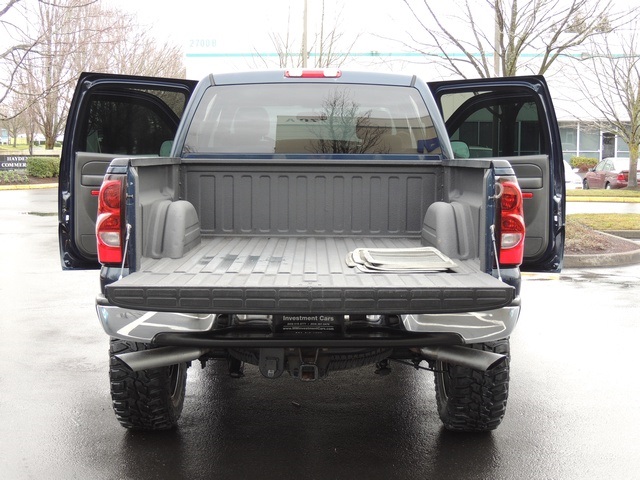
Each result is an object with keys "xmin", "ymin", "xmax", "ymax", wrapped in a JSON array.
[
  {"xmin": 434, "ymin": 339, "xmax": 510, "ymax": 432},
  {"xmin": 109, "ymin": 338, "xmax": 187, "ymax": 430}
]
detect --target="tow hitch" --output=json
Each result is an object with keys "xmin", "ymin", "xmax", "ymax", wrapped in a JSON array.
[{"xmin": 292, "ymin": 349, "xmax": 330, "ymax": 381}]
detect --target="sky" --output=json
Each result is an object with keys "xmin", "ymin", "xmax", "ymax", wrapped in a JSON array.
[
  {"xmin": 107, "ymin": 0, "xmax": 408, "ymax": 52},
  {"xmin": 8, "ymin": 0, "xmax": 639, "ymax": 121},
  {"xmin": 105, "ymin": 0, "xmax": 640, "ymax": 81},
  {"xmin": 105, "ymin": 0, "xmax": 439, "ymax": 78}
]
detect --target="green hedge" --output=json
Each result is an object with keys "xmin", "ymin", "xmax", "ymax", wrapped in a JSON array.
[
  {"xmin": 570, "ymin": 156, "xmax": 598, "ymax": 172},
  {"xmin": 0, "ymin": 170, "xmax": 28, "ymax": 184},
  {"xmin": 27, "ymin": 156, "xmax": 60, "ymax": 178}
]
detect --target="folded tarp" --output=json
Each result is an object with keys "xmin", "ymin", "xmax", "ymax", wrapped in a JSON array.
[{"xmin": 346, "ymin": 247, "xmax": 457, "ymax": 273}]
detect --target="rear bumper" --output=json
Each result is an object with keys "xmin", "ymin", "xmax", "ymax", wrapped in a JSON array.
[
  {"xmin": 96, "ymin": 294, "xmax": 520, "ymax": 345},
  {"xmin": 401, "ymin": 304, "xmax": 520, "ymax": 343}
]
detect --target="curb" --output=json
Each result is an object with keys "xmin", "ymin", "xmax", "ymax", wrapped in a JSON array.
[
  {"xmin": 607, "ymin": 230, "xmax": 640, "ymax": 239},
  {"xmin": 564, "ymin": 231, "xmax": 640, "ymax": 268},
  {"xmin": 0, "ymin": 183, "xmax": 57, "ymax": 191},
  {"xmin": 566, "ymin": 196, "xmax": 640, "ymax": 203}
]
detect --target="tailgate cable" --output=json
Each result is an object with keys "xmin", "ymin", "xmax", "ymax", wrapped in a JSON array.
[
  {"xmin": 119, "ymin": 223, "xmax": 132, "ymax": 281},
  {"xmin": 491, "ymin": 182, "xmax": 503, "ymax": 282},
  {"xmin": 490, "ymin": 224, "xmax": 502, "ymax": 282}
]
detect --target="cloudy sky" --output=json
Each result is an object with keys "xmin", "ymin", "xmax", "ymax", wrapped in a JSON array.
[{"xmin": 107, "ymin": 0, "xmax": 407, "ymax": 54}]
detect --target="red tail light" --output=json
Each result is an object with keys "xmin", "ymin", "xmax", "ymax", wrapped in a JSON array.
[
  {"xmin": 285, "ymin": 69, "xmax": 342, "ymax": 78},
  {"xmin": 497, "ymin": 179, "xmax": 525, "ymax": 267},
  {"xmin": 96, "ymin": 178, "xmax": 125, "ymax": 264},
  {"xmin": 617, "ymin": 172, "xmax": 627, "ymax": 182}
]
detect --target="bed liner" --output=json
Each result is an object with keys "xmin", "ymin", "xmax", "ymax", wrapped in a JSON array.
[{"xmin": 105, "ymin": 236, "xmax": 514, "ymax": 314}]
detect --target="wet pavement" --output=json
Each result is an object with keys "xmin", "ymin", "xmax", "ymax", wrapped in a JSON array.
[{"xmin": 1, "ymin": 189, "xmax": 639, "ymax": 479}]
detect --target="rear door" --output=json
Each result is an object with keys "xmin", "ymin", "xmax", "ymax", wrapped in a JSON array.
[
  {"xmin": 59, "ymin": 72, "xmax": 197, "ymax": 269},
  {"xmin": 428, "ymin": 76, "xmax": 565, "ymax": 272}
]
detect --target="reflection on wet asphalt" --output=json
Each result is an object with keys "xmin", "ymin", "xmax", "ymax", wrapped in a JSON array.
[{"xmin": 1, "ymin": 189, "xmax": 639, "ymax": 479}]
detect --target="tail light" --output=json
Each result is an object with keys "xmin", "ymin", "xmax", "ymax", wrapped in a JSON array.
[
  {"xmin": 618, "ymin": 172, "xmax": 627, "ymax": 182},
  {"xmin": 496, "ymin": 177, "xmax": 525, "ymax": 267},
  {"xmin": 96, "ymin": 177, "xmax": 125, "ymax": 264},
  {"xmin": 285, "ymin": 69, "xmax": 342, "ymax": 78}
]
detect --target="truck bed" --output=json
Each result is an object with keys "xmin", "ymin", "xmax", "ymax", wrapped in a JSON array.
[{"xmin": 105, "ymin": 236, "xmax": 514, "ymax": 314}]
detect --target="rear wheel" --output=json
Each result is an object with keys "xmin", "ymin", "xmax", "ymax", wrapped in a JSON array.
[
  {"xmin": 109, "ymin": 338, "xmax": 187, "ymax": 430},
  {"xmin": 582, "ymin": 178, "xmax": 589, "ymax": 189},
  {"xmin": 434, "ymin": 339, "xmax": 510, "ymax": 432}
]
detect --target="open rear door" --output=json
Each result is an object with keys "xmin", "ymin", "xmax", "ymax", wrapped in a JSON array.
[
  {"xmin": 428, "ymin": 76, "xmax": 565, "ymax": 272},
  {"xmin": 58, "ymin": 72, "xmax": 197, "ymax": 269}
]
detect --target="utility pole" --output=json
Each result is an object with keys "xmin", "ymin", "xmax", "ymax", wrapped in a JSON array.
[
  {"xmin": 302, "ymin": 0, "xmax": 308, "ymax": 67},
  {"xmin": 494, "ymin": 0, "xmax": 501, "ymax": 76}
]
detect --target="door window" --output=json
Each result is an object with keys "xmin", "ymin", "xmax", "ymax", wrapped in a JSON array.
[
  {"xmin": 440, "ymin": 92, "xmax": 546, "ymax": 158},
  {"xmin": 81, "ymin": 89, "xmax": 187, "ymax": 155}
]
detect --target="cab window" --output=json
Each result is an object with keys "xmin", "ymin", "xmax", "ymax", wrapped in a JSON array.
[{"xmin": 183, "ymin": 84, "xmax": 441, "ymax": 156}]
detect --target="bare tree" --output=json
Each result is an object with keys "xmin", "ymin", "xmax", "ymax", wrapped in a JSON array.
[
  {"xmin": 399, "ymin": 0, "xmax": 633, "ymax": 78},
  {"xmin": 1, "ymin": 1, "xmax": 42, "ymax": 108},
  {"xmin": 0, "ymin": 0, "xmax": 99, "ymax": 112},
  {"xmin": 570, "ymin": 32, "xmax": 640, "ymax": 189},
  {"xmin": 268, "ymin": 5, "xmax": 305, "ymax": 68},
  {"xmin": 257, "ymin": 0, "xmax": 359, "ymax": 69},
  {"xmin": 313, "ymin": 0, "xmax": 359, "ymax": 68},
  {"xmin": 7, "ymin": 0, "xmax": 185, "ymax": 149},
  {"xmin": 101, "ymin": 14, "xmax": 185, "ymax": 78},
  {"xmin": 12, "ymin": 0, "xmax": 112, "ymax": 149},
  {"xmin": 310, "ymin": 90, "xmax": 386, "ymax": 154}
]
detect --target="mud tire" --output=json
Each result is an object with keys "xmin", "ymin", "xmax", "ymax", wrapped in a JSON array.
[
  {"xmin": 109, "ymin": 338, "xmax": 187, "ymax": 430},
  {"xmin": 434, "ymin": 339, "xmax": 510, "ymax": 432}
]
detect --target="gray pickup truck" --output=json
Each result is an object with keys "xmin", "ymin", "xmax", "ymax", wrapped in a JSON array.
[{"xmin": 59, "ymin": 69, "xmax": 564, "ymax": 432}]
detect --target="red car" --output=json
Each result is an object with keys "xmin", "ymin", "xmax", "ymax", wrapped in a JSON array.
[{"xmin": 583, "ymin": 157, "xmax": 639, "ymax": 189}]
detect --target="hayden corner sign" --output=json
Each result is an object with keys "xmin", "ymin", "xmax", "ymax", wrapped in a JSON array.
[{"xmin": 0, "ymin": 155, "xmax": 28, "ymax": 170}]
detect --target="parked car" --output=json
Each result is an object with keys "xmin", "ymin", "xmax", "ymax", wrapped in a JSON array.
[
  {"xmin": 583, "ymin": 157, "xmax": 639, "ymax": 189},
  {"xmin": 564, "ymin": 160, "xmax": 583, "ymax": 190}
]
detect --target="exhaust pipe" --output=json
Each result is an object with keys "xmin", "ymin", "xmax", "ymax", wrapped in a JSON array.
[
  {"xmin": 420, "ymin": 345, "xmax": 506, "ymax": 371},
  {"xmin": 115, "ymin": 347, "xmax": 210, "ymax": 372}
]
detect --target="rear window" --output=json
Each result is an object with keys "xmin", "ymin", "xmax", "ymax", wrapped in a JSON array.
[{"xmin": 183, "ymin": 84, "xmax": 440, "ymax": 155}]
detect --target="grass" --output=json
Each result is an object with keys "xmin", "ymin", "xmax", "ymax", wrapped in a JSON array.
[
  {"xmin": 565, "ymin": 215, "xmax": 639, "ymax": 254},
  {"xmin": 565, "ymin": 212, "xmax": 640, "ymax": 255},
  {"xmin": 0, "ymin": 142, "xmax": 61, "ymax": 153},
  {"xmin": 565, "ymin": 189, "xmax": 640, "ymax": 253},
  {"xmin": 568, "ymin": 213, "xmax": 640, "ymax": 231},
  {"xmin": 567, "ymin": 189, "xmax": 640, "ymax": 199},
  {"xmin": 0, "ymin": 142, "xmax": 34, "ymax": 152}
]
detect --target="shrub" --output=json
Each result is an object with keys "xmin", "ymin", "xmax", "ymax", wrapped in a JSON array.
[
  {"xmin": 27, "ymin": 156, "xmax": 60, "ymax": 178},
  {"xmin": 0, "ymin": 170, "xmax": 28, "ymax": 184},
  {"xmin": 570, "ymin": 156, "xmax": 598, "ymax": 172}
]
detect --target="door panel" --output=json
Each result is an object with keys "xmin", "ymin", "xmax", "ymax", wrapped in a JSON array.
[
  {"xmin": 428, "ymin": 76, "xmax": 565, "ymax": 272},
  {"xmin": 73, "ymin": 152, "xmax": 118, "ymax": 257},
  {"xmin": 505, "ymin": 155, "xmax": 549, "ymax": 260},
  {"xmin": 59, "ymin": 73, "xmax": 197, "ymax": 269}
]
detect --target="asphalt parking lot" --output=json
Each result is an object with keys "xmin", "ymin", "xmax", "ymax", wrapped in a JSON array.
[{"xmin": 1, "ymin": 188, "xmax": 639, "ymax": 480}]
